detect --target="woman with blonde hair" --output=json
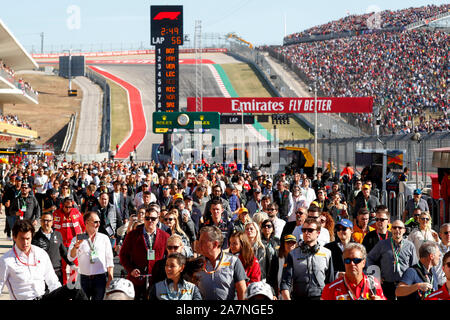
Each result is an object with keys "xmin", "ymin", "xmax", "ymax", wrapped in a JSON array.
[
  {"xmin": 245, "ymin": 221, "xmax": 268, "ymax": 280},
  {"xmin": 408, "ymin": 211, "xmax": 440, "ymax": 258},
  {"xmin": 164, "ymin": 208, "xmax": 191, "ymax": 250}
]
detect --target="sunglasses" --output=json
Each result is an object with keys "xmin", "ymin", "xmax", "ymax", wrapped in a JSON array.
[
  {"xmin": 167, "ymin": 245, "xmax": 180, "ymax": 250},
  {"xmin": 145, "ymin": 216, "xmax": 158, "ymax": 222},
  {"xmin": 262, "ymin": 225, "xmax": 273, "ymax": 229},
  {"xmin": 165, "ymin": 218, "xmax": 175, "ymax": 222},
  {"xmin": 162, "ymin": 188, "xmax": 169, "ymax": 190},
  {"xmin": 42, "ymin": 219, "xmax": 53, "ymax": 223},
  {"xmin": 392, "ymin": 226, "xmax": 404, "ymax": 230},
  {"xmin": 64, "ymin": 206, "xmax": 73, "ymax": 209},
  {"xmin": 92, "ymin": 220, "xmax": 101, "ymax": 225},
  {"xmin": 446, "ymin": 262, "xmax": 450, "ymax": 268},
  {"xmin": 443, "ymin": 231, "xmax": 450, "ymax": 235},
  {"xmin": 375, "ymin": 218, "xmax": 388, "ymax": 222},
  {"xmin": 344, "ymin": 258, "xmax": 364, "ymax": 265},
  {"xmin": 420, "ymin": 217, "xmax": 430, "ymax": 221},
  {"xmin": 308, "ymin": 216, "xmax": 319, "ymax": 219},
  {"xmin": 302, "ymin": 227, "xmax": 317, "ymax": 233},
  {"xmin": 336, "ymin": 227, "xmax": 348, "ymax": 232}
]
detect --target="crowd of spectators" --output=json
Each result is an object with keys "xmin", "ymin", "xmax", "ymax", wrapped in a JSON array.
[
  {"xmin": 0, "ymin": 157, "xmax": 448, "ymax": 301},
  {"xmin": 274, "ymin": 29, "xmax": 449, "ymax": 135},
  {"xmin": 284, "ymin": 4, "xmax": 449, "ymax": 41},
  {"xmin": 0, "ymin": 59, "xmax": 38, "ymax": 97},
  {"xmin": 0, "ymin": 113, "xmax": 32, "ymax": 130}
]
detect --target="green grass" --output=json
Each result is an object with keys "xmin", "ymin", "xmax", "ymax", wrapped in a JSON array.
[
  {"xmin": 220, "ymin": 63, "xmax": 313, "ymax": 141},
  {"xmin": 220, "ymin": 63, "xmax": 272, "ymax": 97},
  {"xmin": 108, "ymin": 79, "xmax": 131, "ymax": 150}
]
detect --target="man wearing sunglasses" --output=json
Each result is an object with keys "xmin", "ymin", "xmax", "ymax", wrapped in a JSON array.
[
  {"xmin": 32, "ymin": 213, "xmax": 74, "ymax": 285},
  {"xmin": 362, "ymin": 206, "xmax": 392, "ymax": 254},
  {"xmin": 426, "ymin": 251, "xmax": 450, "ymax": 300},
  {"xmin": 280, "ymin": 217, "xmax": 334, "ymax": 300},
  {"xmin": 366, "ymin": 220, "xmax": 418, "ymax": 300},
  {"xmin": 404, "ymin": 208, "xmax": 421, "ymax": 236},
  {"xmin": 53, "ymin": 197, "xmax": 86, "ymax": 285},
  {"xmin": 321, "ymin": 243, "xmax": 386, "ymax": 300},
  {"xmin": 11, "ymin": 182, "xmax": 41, "ymax": 227},
  {"xmin": 396, "ymin": 242, "xmax": 440, "ymax": 300},
  {"xmin": 402, "ymin": 189, "xmax": 429, "ymax": 223},
  {"xmin": 119, "ymin": 207, "xmax": 169, "ymax": 300}
]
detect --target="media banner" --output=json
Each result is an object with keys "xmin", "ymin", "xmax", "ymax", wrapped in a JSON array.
[{"xmin": 186, "ymin": 97, "xmax": 373, "ymax": 113}]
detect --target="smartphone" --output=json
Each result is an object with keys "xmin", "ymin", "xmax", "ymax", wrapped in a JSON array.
[{"xmin": 77, "ymin": 233, "xmax": 89, "ymax": 241}]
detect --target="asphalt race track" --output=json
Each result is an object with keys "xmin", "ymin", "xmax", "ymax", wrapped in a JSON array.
[{"xmin": 94, "ymin": 64, "xmax": 224, "ymax": 161}]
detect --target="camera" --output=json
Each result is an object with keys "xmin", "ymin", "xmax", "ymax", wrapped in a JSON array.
[{"xmin": 77, "ymin": 233, "xmax": 89, "ymax": 241}]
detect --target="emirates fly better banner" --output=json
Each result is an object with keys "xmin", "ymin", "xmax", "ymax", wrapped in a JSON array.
[{"xmin": 186, "ymin": 97, "xmax": 373, "ymax": 113}]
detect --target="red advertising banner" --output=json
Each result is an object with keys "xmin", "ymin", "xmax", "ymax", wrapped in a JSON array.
[{"xmin": 186, "ymin": 97, "xmax": 373, "ymax": 113}]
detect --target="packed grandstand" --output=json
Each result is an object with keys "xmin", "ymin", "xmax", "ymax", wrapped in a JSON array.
[{"xmin": 267, "ymin": 3, "xmax": 449, "ymax": 135}]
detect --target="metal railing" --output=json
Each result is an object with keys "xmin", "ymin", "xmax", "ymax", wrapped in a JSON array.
[
  {"xmin": 60, "ymin": 113, "xmax": 77, "ymax": 153},
  {"xmin": 86, "ymin": 69, "xmax": 111, "ymax": 153},
  {"xmin": 285, "ymin": 132, "xmax": 450, "ymax": 189}
]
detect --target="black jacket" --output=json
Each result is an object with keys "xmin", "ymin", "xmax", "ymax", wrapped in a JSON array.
[
  {"xmin": 11, "ymin": 194, "xmax": 41, "ymax": 222},
  {"xmin": 272, "ymin": 190, "xmax": 290, "ymax": 221},
  {"xmin": 324, "ymin": 240, "xmax": 356, "ymax": 273},
  {"xmin": 32, "ymin": 228, "xmax": 73, "ymax": 272}
]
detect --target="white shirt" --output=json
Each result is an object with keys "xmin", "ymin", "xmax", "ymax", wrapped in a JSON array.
[
  {"xmin": 34, "ymin": 174, "xmax": 48, "ymax": 194},
  {"xmin": 0, "ymin": 245, "xmax": 61, "ymax": 300},
  {"xmin": 68, "ymin": 232, "xmax": 114, "ymax": 276},
  {"xmin": 272, "ymin": 217, "xmax": 286, "ymax": 240},
  {"xmin": 301, "ymin": 187, "xmax": 316, "ymax": 207},
  {"xmin": 134, "ymin": 191, "xmax": 157, "ymax": 209}
]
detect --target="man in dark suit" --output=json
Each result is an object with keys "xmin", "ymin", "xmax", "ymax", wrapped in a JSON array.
[
  {"xmin": 32, "ymin": 212, "xmax": 74, "ymax": 284},
  {"xmin": 273, "ymin": 180, "xmax": 292, "ymax": 222},
  {"xmin": 119, "ymin": 207, "xmax": 170, "ymax": 300}
]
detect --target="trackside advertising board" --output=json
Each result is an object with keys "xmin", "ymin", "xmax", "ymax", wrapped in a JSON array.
[{"xmin": 186, "ymin": 97, "xmax": 373, "ymax": 113}]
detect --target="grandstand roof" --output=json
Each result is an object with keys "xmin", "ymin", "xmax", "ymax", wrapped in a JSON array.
[{"xmin": 0, "ymin": 19, "xmax": 38, "ymax": 70}]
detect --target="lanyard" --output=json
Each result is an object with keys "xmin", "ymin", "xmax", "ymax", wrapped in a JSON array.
[
  {"xmin": 390, "ymin": 238, "xmax": 402, "ymax": 271},
  {"xmin": 343, "ymin": 275, "xmax": 368, "ymax": 300},
  {"xmin": 376, "ymin": 231, "xmax": 388, "ymax": 241},
  {"xmin": 13, "ymin": 246, "xmax": 39, "ymax": 267},
  {"xmin": 417, "ymin": 262, "xmax": 434, "ymax": 298},
  {"xmin": 203, "ymin": 251, "xmax": 226, "ymax": 275},
  {"xmin": 143, "ymin": 228, "xmax": 153, "ymax": 250}
]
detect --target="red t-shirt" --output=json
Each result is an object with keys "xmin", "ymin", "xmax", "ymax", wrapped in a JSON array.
[
  {"xmin": 321, "ymin": 274, "xmax": 386, "ymax": 300},
  {"xmin": 425, "ymin": 284, "xmax": 450, "ymax": 300},
  {"xmin": 238, "ymin": 254, "xmax": 261, "ymax": 284}
]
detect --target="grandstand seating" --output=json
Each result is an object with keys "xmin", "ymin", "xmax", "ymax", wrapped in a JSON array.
[{"xmin": 272, "ymin": 5, "xmax": 449, "ymax": 135}]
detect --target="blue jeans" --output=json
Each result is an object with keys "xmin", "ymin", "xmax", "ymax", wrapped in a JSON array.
[
  {"xmin": 6, "ymin": 216, "xmax": 17, "ymax": 233},
  {"xmin": 80, "ymin": 273, "xmax": 107, "ymax": 300}
]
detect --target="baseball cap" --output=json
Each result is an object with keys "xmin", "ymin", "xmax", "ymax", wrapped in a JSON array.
[
  {"xmin": 246, "ymin": 281, "xmax": 273, "ymax": 300},
  {"xmin": 413, "ymin": 189, "xmax": 422, "ymax": 195},
  {"xmin": 362, "ymin": 184, "xmax": 371, "ymax": 189},
  {"xmin": 336, "ymin": 219, "xmax": 353, "ymax": 229},
  {"xmin": 226, "ymin": 184, "xmax": 236, "ymax": 190},
  {"xmin": 105, "ymin": 278, "xmax": 135, "ymax": 300},
  {"xmin": 238, "ymin": 207, "xmax": 249, "ymax": 214},
  {"xmin": 173, "ymin": 193, "xmax": 183, "ymax": 200},
  {"xmin": 283, "ymin": 234, "xmax": 297, "ymax": 242}
]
